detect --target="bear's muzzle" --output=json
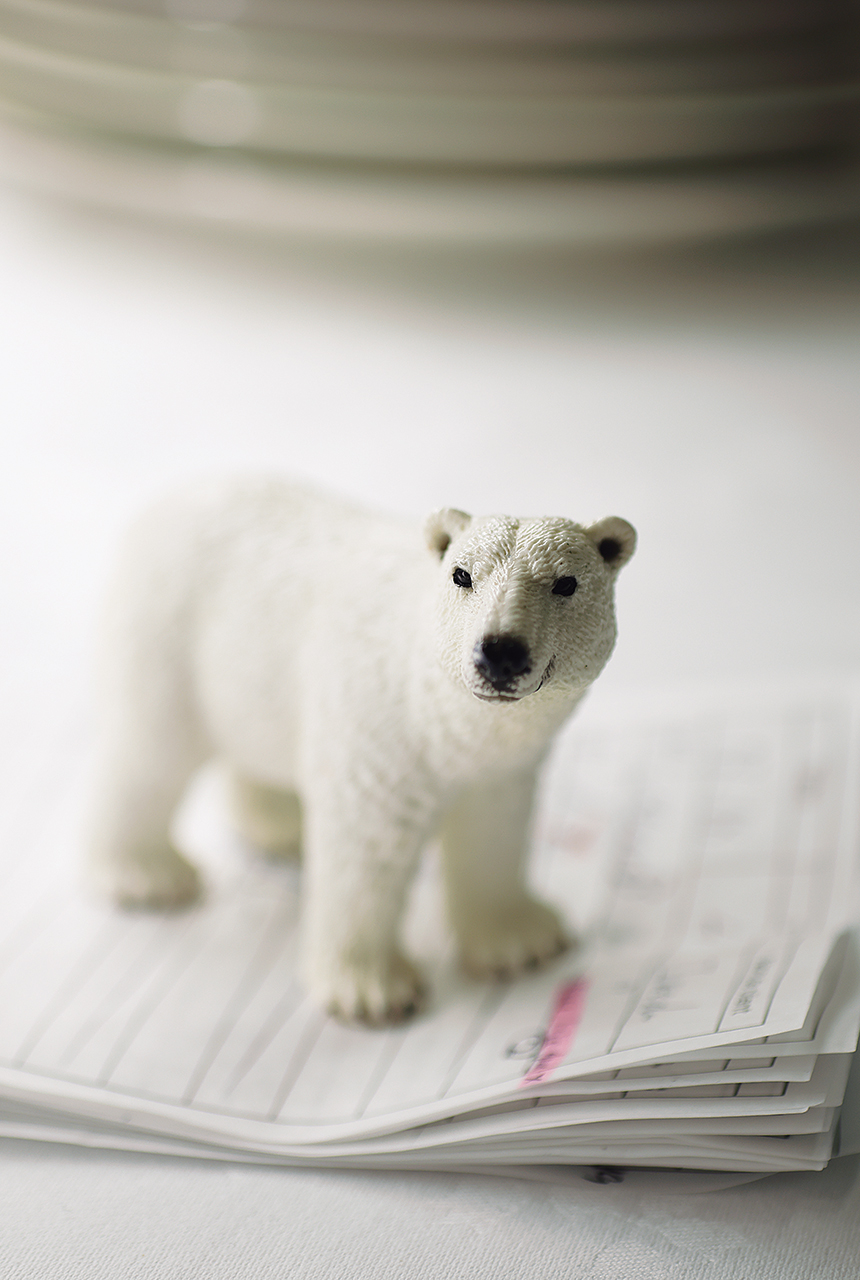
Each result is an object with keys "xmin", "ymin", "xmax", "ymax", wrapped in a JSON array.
[{"xmin": 473, "ymin": 634, "xmax": 532, "ymax": 694}]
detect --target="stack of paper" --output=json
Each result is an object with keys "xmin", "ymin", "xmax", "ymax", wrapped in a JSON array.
[{"xmin": 0, "ymin": 682, "xmax": 858, "ymax": 1178}]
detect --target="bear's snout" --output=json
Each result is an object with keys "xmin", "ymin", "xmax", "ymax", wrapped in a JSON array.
[{"xmin": 474, "ymin": 635, "xmax": 532, "ymax": 691}]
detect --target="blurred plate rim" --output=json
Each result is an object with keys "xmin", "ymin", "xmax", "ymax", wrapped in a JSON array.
[{"xmin": 1, "ymin": 106, "xmax": 858, "ymax": 245}]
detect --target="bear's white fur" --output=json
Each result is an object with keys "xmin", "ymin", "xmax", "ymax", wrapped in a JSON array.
[{"xmin": 87, "ymin": 479, "xmax": 635, "ymax": 1024}]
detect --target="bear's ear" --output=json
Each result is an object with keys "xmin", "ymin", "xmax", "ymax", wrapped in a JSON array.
[
  {"xmin": 584, "ymin": 516, "xmax": 637, "ymax": 571},
  {"xmin": 424, "ymin": 507, "xmax": 471, "ymax": 558}
]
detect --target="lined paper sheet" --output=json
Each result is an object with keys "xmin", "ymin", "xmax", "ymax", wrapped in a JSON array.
[{"xmin": 0, "ymin": 682, "xmax": 856, "ymax": 1166}]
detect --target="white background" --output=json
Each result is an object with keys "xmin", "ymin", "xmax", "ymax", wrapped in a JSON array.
[{"xmin": 0, "ymin": 183, "xmax": 858, "ymax": 1276}]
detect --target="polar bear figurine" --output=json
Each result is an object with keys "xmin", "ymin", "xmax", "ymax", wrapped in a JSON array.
[{"xmin": 87, "ymin": 479, "xmax": 635, "ymax": 1024}]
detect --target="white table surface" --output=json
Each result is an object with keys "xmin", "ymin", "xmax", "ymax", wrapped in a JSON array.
[{"xmin": 0, "ymin": 185, "xmax": 858, "ymax": 1276}]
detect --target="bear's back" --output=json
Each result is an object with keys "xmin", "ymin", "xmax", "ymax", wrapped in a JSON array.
[{"xmin": 133, "ymin": 478, "xmax": 428, "ymax": 782}]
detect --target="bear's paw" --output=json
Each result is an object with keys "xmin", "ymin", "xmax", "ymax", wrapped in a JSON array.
[
  {"xmin": 459, "ymin": 897, "xmax": 569, "ymax": 980},
  {"xmin": 90, "ymin": 843, "xmax": 203, "ymax": 911},
  {"xmin": 315, "ymin": 950, "xmax": 426, "ymax": 1027}
]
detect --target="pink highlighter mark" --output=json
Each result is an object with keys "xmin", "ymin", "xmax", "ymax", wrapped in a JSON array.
[{"xmin": 521, "ymin": 977, "xmax": 590, "ymax": 1087}]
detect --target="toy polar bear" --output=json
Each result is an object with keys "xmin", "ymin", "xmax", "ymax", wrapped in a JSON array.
[{"xmin": 88, "ymin": 479, "xmax": 635, "ymax": 1024}]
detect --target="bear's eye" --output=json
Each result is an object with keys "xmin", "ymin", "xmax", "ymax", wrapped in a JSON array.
[
  {"xmin": 552, "ymin": 576, "xmax": 577, "ymax": 597},
  {"xmin": 452, "ymin": 567, "xmax": 472, "ymax": 589}
]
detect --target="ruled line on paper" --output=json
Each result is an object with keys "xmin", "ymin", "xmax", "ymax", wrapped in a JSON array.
[
  {"xmin": 96, "ymin": 925, "xmax": 215, "ymax": 1085},
  {"xmin": 180, "ymin": 895, "xmax": 297, "ymax": 1106},
  {"xmin": 266, "ymin": 1004, "xmax": 328, "ymax": 1121},
  {"xmin": 56, "ymin": 917, "xmax": 191, "ymax": 1072},
  {"xmin": 220, "ymin": 981, "xmax": 307, "ymax": 1100},
  {"xmin": 353, "ymin": 1029, "xmax": 410, "ymax": 1121},
  {"xmin": 13, "ymin": 918, "xmax": 131, "ymax": 1067},
  {"xmin": 436, "ymin": 985, "xmax": 508, "ymax": 1101}
]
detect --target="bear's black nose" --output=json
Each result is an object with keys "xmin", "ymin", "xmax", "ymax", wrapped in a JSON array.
[{"xmin": 476, "ymin": 635, "xmax": 532, "ymax": 688}]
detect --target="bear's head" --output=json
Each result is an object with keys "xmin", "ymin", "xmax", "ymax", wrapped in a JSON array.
[{"xmin": 424, "ymin": 507, "xmax": 636, "ymax": 704}]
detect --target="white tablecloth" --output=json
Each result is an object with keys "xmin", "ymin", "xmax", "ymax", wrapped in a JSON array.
[{"xmin": 1, "ymin": 1138, "xmax": 858, "ymax": 1279}]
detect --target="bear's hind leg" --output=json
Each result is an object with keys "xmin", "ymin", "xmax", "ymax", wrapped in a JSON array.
[
  {"xmin": 230, "ymin": 775, "xmax": 302, "ymax": 859},
  {"xmin": 87, "ymin": 710, "xmax": 207, "ymax": 910}
]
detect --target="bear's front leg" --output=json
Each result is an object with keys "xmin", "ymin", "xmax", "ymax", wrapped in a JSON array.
[
  {"xmin": 301, "ymin": 793, "xmax": 431, "ymax": 1026},
  {"xmin": 441, "ymin": 768, "xmax": 569, "ymax": 979}
]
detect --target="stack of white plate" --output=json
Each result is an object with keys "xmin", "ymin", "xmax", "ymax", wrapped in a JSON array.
[{"xmin": 0, "ymin": 0, "xmax": 857, "ymax": 243}]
